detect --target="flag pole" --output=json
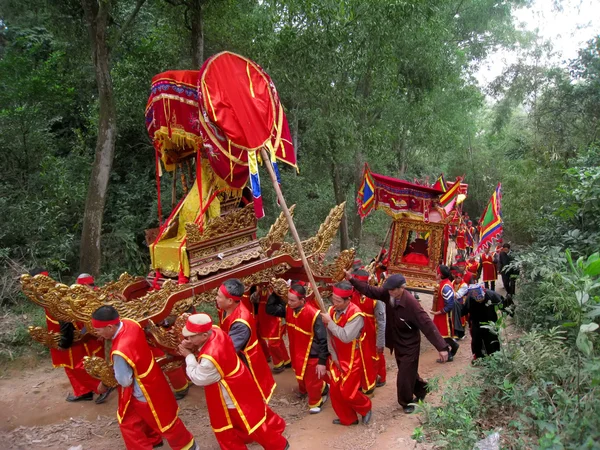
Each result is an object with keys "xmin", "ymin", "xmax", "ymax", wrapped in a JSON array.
[{"xmin": 259, "ymin": 148, "xmax": 327, "ymax": 313}]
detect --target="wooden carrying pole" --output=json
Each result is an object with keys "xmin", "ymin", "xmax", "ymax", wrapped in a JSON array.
[
  {"xmin": 259, "ymin": 148, "xmax": 326, "ymax": 313},
  {"xmin": 375, "ymin": 222, "xmax": 393, "ymax": 264}
]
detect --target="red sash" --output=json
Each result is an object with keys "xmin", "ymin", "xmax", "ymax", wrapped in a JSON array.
[
  {"xmin": 433, "ymin": 279, "xmax": 454, "ymax": 338},
  {"xmin": 256, "ymin": 287, "xmax": 285, "ymax": 340},
  {"xmin": 285, "ymin": 303, "xmax": 320, "ymax": 380},
  {"xmin": 110, "ymin": 319, "xmax": 179, "ymax": 432},
  {"xmin": 220, "ymin": 303, "xmax": 276, "ymax": 402},
  {"xmin": 198, "ymin": 326, "xmax": 267, "ymax": 434},
  {"xmin": 481, "ymin": 254, "xmax": 497, "ymax": 281},
  {"xmin": 328, "ymin": 303, "xmax": 366, "ymax": 385},
  {"xmin": 45, "ymin": 311, "xmax": 103, "ymax": 368},
  {"xmin": 351, "ymin": 293, "xmax": 378, "ymax": 391}
]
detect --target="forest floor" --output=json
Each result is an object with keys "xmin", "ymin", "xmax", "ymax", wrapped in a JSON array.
[{"xmin": 0, "ymin": 293, "xmax": 482, "ymax": 450}]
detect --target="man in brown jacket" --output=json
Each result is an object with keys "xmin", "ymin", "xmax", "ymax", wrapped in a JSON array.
[{"xmin": 346, "ymin": 272, "xmax": 450, "ymax": 413}]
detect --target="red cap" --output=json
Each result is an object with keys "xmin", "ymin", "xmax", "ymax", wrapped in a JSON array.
[{"xmin": 77, "ymin": 273, "xmax": 95, "ymax": 285}]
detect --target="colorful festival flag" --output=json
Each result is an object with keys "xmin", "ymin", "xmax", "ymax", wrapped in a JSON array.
[
  {"xmin": 476, "ymin": 183, "xmax": 503, "ymax": 252},
  {"xmin": 439, "ymin": 176, "xmax": 463, "ymax": 208},
  {"xmin": 432, "ymin": 174, "xmax": 447, "ymax": 192}
]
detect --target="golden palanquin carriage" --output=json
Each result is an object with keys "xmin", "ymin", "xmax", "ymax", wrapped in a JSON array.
[
  {"xmin": 22, "ymin": 52, "xmax": 353, "ymax": 385},
  {"xmin": 357, "ymin": 164, "xmax": 450, "ymax": 294}
]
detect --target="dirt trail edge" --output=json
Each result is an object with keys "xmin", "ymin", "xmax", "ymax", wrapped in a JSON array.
[{"xmin": 0, "ymin": 295, "xmax": 473, "ymax": 450}]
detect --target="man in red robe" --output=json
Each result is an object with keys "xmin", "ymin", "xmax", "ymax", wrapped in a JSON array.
[
  {"xmin": 217, "ymin": 279, "xmax": 284, "ymax": 434},
  {"xmin": 321, "ymin": 281, "xmax": 373, "ymax": 426},
  {"xmin": 92, "ymin": 306, "xmax": 197, "ymax": 450},
  {"xmin": 265, "ymin": 282, "xmax": 330, "ymax": 414},
  {"xmin": 466, "ymin": 255, "xmax": 480, "ymax": 282},
  {"xmin": 430, "ymin": 266, "xmax": 460, "ymax": 361},
  {"xmin": 351, "ymin": 269, "xmax": 387, "ymax": 393},
  {"xmin": 179, "ymin": 314, "xmax": 289, "ymax": 450},
  {"xmin": 254, "ymin": 284, "xmax": 291, "ymax": 374},
  {"xmin": 455, "ymin": 224, "xmax": 466, "ymax": 257},
  {"xmin": 29, "ymin": 269, "xmax": 111, "ymax": 404},
  {"xmin": 480, "ymin": 245, "xmax": 497, "ymax": 290}
]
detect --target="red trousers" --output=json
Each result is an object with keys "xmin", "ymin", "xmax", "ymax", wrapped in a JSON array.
[
  {"xmin": 215, "ymin": 406, "xmax": 287, "ymax": 450},
  {"xmin": 298, "ymin": 358, "xmax": 327, "ymax": 408},
  {"xmin": 376, "ymin": 351, "xmax": 387, "ymax": 382},
  {"xmin": 165, "ymin": 365, "xmax": 189, "ymax": 392},
  {"xmin": 330, "ymin": 356, "xmax": 372, "ymax": 425},
  {"xmin": 259, "ymin": 338, "xmax": 291, "ymax": 368},
  {"xmin": 64, "ymin": 360, "xmax": 101, "ymax": 397},
  {"xmin": 119, "ymin": 398, "xmax": 195, "ymax": 450}
]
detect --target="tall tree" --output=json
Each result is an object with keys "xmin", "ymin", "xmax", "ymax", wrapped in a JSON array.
[{"xmin": 79, "ymin": 0, "xmax": 146, "ymax": 276}]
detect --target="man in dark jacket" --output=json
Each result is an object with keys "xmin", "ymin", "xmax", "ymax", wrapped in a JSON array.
[
  {"xmin": 498, "ymin": 243, "xmax": 517, "ymax": 296},
  {"xmin": 461, "ymin": 283, "xmax": 503, "ymax": 359},
  {"xmin": 347, "ymin": 271, "xmax": 449, "ymax": 414}
]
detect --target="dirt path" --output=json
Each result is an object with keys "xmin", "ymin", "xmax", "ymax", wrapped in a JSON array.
[{"xmin": 0, "ymin": 294, "xmax": 476, "ymax": 450}]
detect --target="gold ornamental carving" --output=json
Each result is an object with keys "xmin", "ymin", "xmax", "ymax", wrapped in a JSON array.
[
  {"xmin": 186, "ymin": 203, "xmax": 257, "ymax": 245},
  {"xmin": 259, "ymin": 205, "xmax": 295, "ymax": 252},
  {"xmin": 241, "ymin": 263, "xmax": 291, "ymax": 288},
  {"xmin": 274, "ymin": 202, "xmax": 346, "ymax": 260},
  {"xmin": 192, "ymin": 248, "xmax": 264, "ymax": 277},
  {"xmin": 83, "ymin": 356, "xmax": 118, "ymax": 388}
]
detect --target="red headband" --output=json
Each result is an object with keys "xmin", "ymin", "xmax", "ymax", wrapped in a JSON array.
[
  {"xmin": 77, "ymin": 275, "xmax": 94, "ymax": 285},
  {"xmin": 91, "ymin": 317, "xmax": 120, "ymax": 328},
  {"xmin": 40, "ymin": 271, "xmax": 49, "ymax": 276},
  {"xmin": 288, "ymin": 287, "xmax": 305, "ymax": 298},
  {"xmin": 332, "ymin": 286, "xmax": 354, "ymax": 298},
  {"xmin": 185, "ymin": 318, "xmax": 212, "ymax": 334},
  {"xmin": 219, "ymin": 284, "xmax": 242, "ymax": 302},
  {"xmin": 352, "ymin": 274, "xmax": 369, "ymax": 282}
]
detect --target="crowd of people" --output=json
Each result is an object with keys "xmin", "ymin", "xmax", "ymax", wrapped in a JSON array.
[{"xmin": 30, "ymin": 233, "xmax": 516, "ymax": 449}]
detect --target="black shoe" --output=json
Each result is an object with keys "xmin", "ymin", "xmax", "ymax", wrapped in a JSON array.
[
  {"xmin": 95, "ymin": 386, "xmax": 115, "ymax": 404},
  {"xmin": 332, "ymin": 418, "xmax": 359, "ymax": 426},
  {"xmin": 447, "ymin": 353, "xmax": 454, "ymax": 362},
  {"xmin": 284, "ymin": 362, "xmax": 292, "ymax": 369},
  {"xmin": 284, "ymin": 440, "xmax": 290, "ymax": 450},
  {"xmin": 403, "ymin": 405, "xmax": 415, "ymax": 414},
  {"xmin": 152, "ymin": 440, "xmax": 164, "ymax": 448},
  {"xmin": 66, "ymin": 392, "xmax": 94, "ymax": 402},
  {"xmin": 174, "ymin": 385, "xmax": 189, "ymax": 400},
  {"xmin": 362, "ymin": 387, "xmax": 375, "ymax": 396},
  {"xmin": 272, "ymin": 365, "xmax": 286, "ymax": 374},
  {"xmin": 362, "ymin": 410, "xmax": 372, "ymax": 425},
  {"xmin": 376, "ymin": 379, "xmax": 386, "ymax": 388}
]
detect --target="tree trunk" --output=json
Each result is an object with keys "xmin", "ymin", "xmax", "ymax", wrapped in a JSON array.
[
  {"xmin": 395, "ymin": 130, "xmax": 408, "ymax": 176},
  {"xmin": 190, "ymin": 0, "xmax": 204, "ymax": 67},
  {"xmin": 79, "ymin": 0, "xmax": 117, "ymax": 276},
  {"xmin": 332, "ymin": 163, "xmax": 350, "ymax": 250}
]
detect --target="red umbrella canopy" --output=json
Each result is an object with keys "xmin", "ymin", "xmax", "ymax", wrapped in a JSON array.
[{"xmin": 197, "ymin": 51, "xmax": 296, "ymax": 189}]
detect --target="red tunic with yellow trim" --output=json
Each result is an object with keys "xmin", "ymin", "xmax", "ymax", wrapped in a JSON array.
[
  {"xmin": 198, "ymin": 326, "xmax": 267, "ymax": 435},
  {"xmin": 110, "ymin": 319, "xmax": 179, "ymax": 432},
  {"xmin": 456, "ymin": 229, "xmax": 466, "ymax": 250},
  {"xmin": 466, "ymin": 261, "xmax": 480, "ymax": 281},
  {"xmin": 285, "ymin": 303, "xmax": 320, "ymax": 380},
  {"xmin": 433, "ymin": 279, "xmax": 454, "ymax": 338},
  {"xmin": 256, "ymin": 287, "xmax": 285, "ymax": 341},
  {"xmin": 351, "ymin": 292, "xmax": 378, "ymax": 391},
  {"xmin": 481, "ymin": 253, "xmax": 497, "ymax": 282},
  {"xmin": 45, "ymin": 311, "xmax": 103, "ymax": 368},
  {"xmin": 220, "ymin": 303, "xmax": 276, "ymax": 403},
  {"xmin": 327, "ymin": 303, "xmax": 366, "ymax": 385}
]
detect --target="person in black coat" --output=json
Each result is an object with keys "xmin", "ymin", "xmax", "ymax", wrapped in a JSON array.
[{"xmin": 461, "ymin": 280, "xmax": 503, "ymax": 359}]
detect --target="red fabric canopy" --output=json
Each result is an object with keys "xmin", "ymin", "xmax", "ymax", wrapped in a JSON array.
[{"xmin": 197, "ymin": 51, "xmax": 296, "ymax": 189}]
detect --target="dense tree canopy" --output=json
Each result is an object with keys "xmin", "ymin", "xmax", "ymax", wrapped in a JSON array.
[{"xmin": 0, "ymin": 0, "xmax": 597, "ymax": 279}]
